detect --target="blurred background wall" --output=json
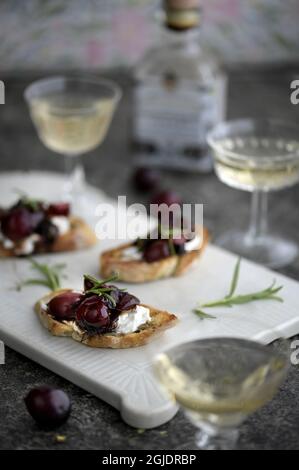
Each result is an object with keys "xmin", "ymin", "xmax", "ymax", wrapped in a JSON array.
[{"xmin": 0, "ymin": 0, "xmax": 298, "ymax": 71}]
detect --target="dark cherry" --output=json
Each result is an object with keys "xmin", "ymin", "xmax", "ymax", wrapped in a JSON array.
[
  {"xmin": 83, "ymin": 277, "xmax": 98, "ymax": 292},
  {"xmin": 173, "ymin": 237, "xmax": 186, "ymax": 255},
  {"xmin": 36, "ymin": 219, "xmax": 59, "ymax": 244},
  {"xmin": 47, "ymin": 202, "xmax": 70, "ymax": 217},
  {"xmin": 116, "ymin": 292, "xmax": 140, "ymax": 312},
  {"xmin": 150, "ymin": 190, "xmax": 182, "ymax": 207},
  {"xmin": 0, "ymin": 207, "xmax": 6, "ymax": 221},
  {"xmin": 24, "ymin": 386, "xmax": 71, "ymax": 427},
  {"xmin": 133, "ymin": 167, "xmax": 160, "ymax": 192},
  {"xmin": 30, "ymin": 210, "xmax": 44, "ymax": 229},
  {"xmin": 1, "ymin": 207, "xmax": 35, "ymax": 241},
  {"xmin": 76, "ymin": 296, "xmax": 110, "ymax": 329},
  {"xmin": 48, "ymin": 292, "xmax": 84, "ymax": 321},
  {"xmin": 102, "ymin": 285, "xmax": 121, "ymax": 309},
  {"xmin": 172, "ymin": 235, "xmax": 186, "ymax": 246},
  {"xmin": 143, "ymin": 239, "xmax": 170, "ymax": 263}
]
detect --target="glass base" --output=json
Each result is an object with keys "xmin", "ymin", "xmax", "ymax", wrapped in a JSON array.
[
  {"xmin": 195, "ymin": 428, "xmax": 239, "ymax": 450},
  {"xmin": 173, "ymin": 428, "xmax": 239, "ymax": 451},
  {"xmin": 216, "ymin": 230, "xmax": 298, "ymax": 269}
]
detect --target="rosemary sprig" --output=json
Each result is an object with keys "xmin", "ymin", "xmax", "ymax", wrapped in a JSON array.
[
  {"xmin": 83, "ymin": 274, "xmax": 121, "ymax": 306},
  {"xmin": 194, "ymin": 258, "xmax": 284, "ymax": 320},
  {"xmin": 201, "ymin": 280, "xmax": 283, "ymax": 308},
  {"xmin": 21, "ymin": 197, "xmax": 40, "ymax": 212},
  {"xmin": 168, "ymin": 238, "xmax": 176, "ymax": 256},
  {"xmin": 13, "ymin": 190, "xmax": 41, "ymax": 211},
  {"xmin": 16, "ymin": 258, "xmax": 67, "ymax": 291}
]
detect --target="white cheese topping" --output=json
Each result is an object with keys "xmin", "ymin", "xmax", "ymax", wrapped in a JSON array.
[
  {"xmin": 50, "ymin": 216, "xmax": 70, "ymax": 236},
  {"xmin": 0, "ymin": 228, "xmax": 14, "ymax": 249},
  {"xmin": 121, "ymin": 246, "xmax": 142, "ymax": 260},
  {"xmin": 14, "ymin": 234, "xmax": 41, "ymax": 255},
  {"xmin": 184, "ymin": 235, "xmax": 200, "ymax": 252},
  {"xmin": 115, "ymin": 305, "xmax": 151, "ymax": 335},
  {"xmin": 121, "ymin": 235, "xmax": 200, "ymax": 260},
  {"xmin": 2, "ymin": 237, "xmax": 14, "ymax": 250}
]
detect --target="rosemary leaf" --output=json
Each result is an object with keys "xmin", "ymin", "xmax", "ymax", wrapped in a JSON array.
[
  {"xmin": 84, "ymin": 274, "xmax": 118, "ymax": 287},
  {"xmin": 226, "ymin": 257, "xmax": 241, "ymax": 298},
  {"xmin": 168, "ymin": 239, "xmax": 176, "ymax": 256},
  {"xmin": 103, "ymin": 293, "xmax": 117, "ymax": 306},
  {"xmin": 83, "ymin": 274, "xmax": 120, "ymax": 306},
  {"xmin": 16, "ymin": 279, "xmax": 51, "ymax": 291},
  {"xmin": 193, "ymin": 308, "xmax": 216, "ymax": 320}
]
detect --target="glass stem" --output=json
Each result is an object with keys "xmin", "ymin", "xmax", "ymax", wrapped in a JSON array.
[
  {"xmin": 64, "ymin": 155, "xmax": 85, "ymax": 203},
  {"xmin": 247, "ymin": 190, "xmax": 268, "ymax": 241}
]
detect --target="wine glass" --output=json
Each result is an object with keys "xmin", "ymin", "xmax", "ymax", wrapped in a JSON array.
[
  {"xmin": 24, "ymin": 76, "xmax": 121, "ymax": 213},
  {"xmin": 154, "ymin": 338, "xmax": 288, "ymax": 450},
  {"xmin": 207, "ymin": 119, "xmax": 299, "ymax": 268}
]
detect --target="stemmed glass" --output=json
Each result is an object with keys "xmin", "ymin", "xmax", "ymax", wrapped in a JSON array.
[
  {"xmin": 154, "ymin": 338, "xmax": 288, "ymax": 450},
  {"xmin": 24, "ymin": 76, "xmax": 121, "ymax": 213},
  {"xmin": 207, "ymin": 119, "xmax": 299, "ymax": 268}
]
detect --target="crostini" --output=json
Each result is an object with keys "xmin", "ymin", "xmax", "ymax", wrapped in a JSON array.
[
  {"xmin": 0, "ymin": 197, "xmax": 97, "ymax": 256},
  {"xmin": 35, "ymin": 275, "xmax": 177, "ymax": 349},
  {"xmin": 100, "ymin": 225, "xmax": 209, "ymax": 283}
]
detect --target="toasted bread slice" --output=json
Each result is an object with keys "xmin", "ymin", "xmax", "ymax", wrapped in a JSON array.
[
  {"xmin": 100, "ymin": 226, "xmax": 209, "ymax": 283},
  {"xmin": 0, "ymin": 216, "xmax": 97, "ymax": 257},
  {"xmin": 35, "ymin": 290, "xmax": 178, "ymax": 349}
]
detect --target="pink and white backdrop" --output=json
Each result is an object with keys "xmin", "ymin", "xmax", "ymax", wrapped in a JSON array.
[{"xmin": 0, "ymin": 0, "xmax": 298, "ymax": 70}]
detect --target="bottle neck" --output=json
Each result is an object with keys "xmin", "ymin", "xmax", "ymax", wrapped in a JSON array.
[{"xmin": 159, "ymin": 26, "xmax": 201, "ymax": 54}]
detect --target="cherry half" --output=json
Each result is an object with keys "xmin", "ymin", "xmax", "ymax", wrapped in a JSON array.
[
  {"xmin": 48, "ymin": 292, "xmax": 84, "ymax": 321},
  {"xmin": 36, "ymin": 219, "xmax": 59, "ymax": 244},
  {"xmin": 1, "ymin": 207, "xmax": 38, "ymax": 241},
  {"xmin": 76, "ymin": 296, "xmax": 110, "ymax": 330},
  {"xmin": 24, "ymin": 386, "xmax": 71, "ymax": 428},
  {"xmin": 47, "ymin": 203, "xmax": 70, "ymax": 217},
  {"xmin": 143, "ymin": 239, "xmax": 170, "ymax": 263},
  {"xmin": 116, "ymin": 292, "xmax": 140, "ymax": 312}
]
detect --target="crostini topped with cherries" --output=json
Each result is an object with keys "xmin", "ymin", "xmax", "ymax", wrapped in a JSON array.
[
  {"xmin": 100, "ymin": 223, "xmax": 209, "ymax": 283},
  {"xmin": 35, "ymin": 274, "xmax": 177, "ymax": 348},
  {"xmin": 0, "ymin": 197, "xmax": 97, "ymax": 257}
]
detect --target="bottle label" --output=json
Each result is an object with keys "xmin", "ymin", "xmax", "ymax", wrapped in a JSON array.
[{"xmin": 134, "ymin": 76, "xmax": 226, "ymax": 150}]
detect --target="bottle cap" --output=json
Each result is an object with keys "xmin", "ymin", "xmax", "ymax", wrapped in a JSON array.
[
  {"xmin": 164, "ymin": 0, "xmax": 200, "ymax": 10},
  {"xmin": 163, "ymin": 0, "xmax": 201, "ymax": 31}
]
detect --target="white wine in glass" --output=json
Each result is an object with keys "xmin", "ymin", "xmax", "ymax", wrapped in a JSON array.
[
  {"xmin": 24, "ymin": 76, "xmax": 121, "ymax": 213},
  {"xmin": 155, "ymin": 338, "xmax": 288, "ymax": 450},
  {"xmin": 208, "ymin": 119, "xmax": 299, "ymax": 268}
]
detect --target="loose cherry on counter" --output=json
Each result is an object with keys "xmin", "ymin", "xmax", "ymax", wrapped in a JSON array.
[
  {"xmin": 24, "ymin": 386, "xmax": 71, "ymax": 428},
  {"xmin": 133, "ymin": 167, "xmax": 160, "ymax": 192},
  {"xmin": 150, "ymin": 190, "xmax": 182, "ymax": 207}
]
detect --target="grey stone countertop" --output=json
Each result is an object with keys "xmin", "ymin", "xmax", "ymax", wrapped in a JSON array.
[{"xmin": 0, "ymin": 68, "xmax": 299, "ymax": 450}]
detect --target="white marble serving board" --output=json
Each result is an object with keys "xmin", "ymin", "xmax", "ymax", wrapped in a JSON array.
[{"xmin": 1, "ymin": 172, "xmax": 299, "ymax": 428}]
